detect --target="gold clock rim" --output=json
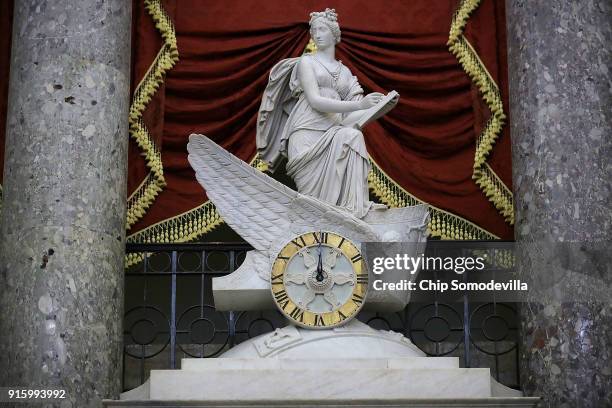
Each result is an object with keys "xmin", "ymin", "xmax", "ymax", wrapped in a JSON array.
[{"xmin": 270, "ymin": 231, "xmax": 369, "ymax": 330}]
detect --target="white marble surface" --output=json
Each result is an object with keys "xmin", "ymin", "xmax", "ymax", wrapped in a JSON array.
[
  {"xmin": 102, "ymin": 397, "xmax": 540, "ymax": 408},
  {"xmin": 212, "ymin": 250, "xmax": 272, "ymax": 311},
  {"xmin": 220, "ymin": 320, "xmax": 425, "ymax": 358},
  {"xmin": 107, "ymin": 398, "xmax": 541, "ymax": 407},
  {"xmin": 148, "ymin": 366, "xmax": 491, "ymax": 400},
  {"xmin": 188, "ymin": 135, "xmax": 429, "ymax": 313},
  {"xmin": 181, "ymin": 357, "xmax": 459, "ymax": 371}
]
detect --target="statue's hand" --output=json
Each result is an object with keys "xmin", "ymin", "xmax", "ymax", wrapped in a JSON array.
[
  {"xmin": 359, "ymin": 92, "xmax": 385, "ymax": 110},
  {"xmin": 390, "ymin": 92, "xmax": 400, "ymax": 106},
  {"xmin": 378, "ymin": 91, "xmax": 400, "ymax": 118}
]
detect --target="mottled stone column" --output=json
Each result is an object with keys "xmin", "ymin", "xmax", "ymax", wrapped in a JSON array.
[
  {"xmin": 0, "ymin": 1, "xmax": 131, "ymax": 407},
  {"xmin": 506, "ymin": 1, "xmax": 612, "ymax": 407}
]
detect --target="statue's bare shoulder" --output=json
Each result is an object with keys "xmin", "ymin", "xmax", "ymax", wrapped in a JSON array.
[{"xmin": 297, "ymin": 54, "xmax": 316, "ymax": 75}]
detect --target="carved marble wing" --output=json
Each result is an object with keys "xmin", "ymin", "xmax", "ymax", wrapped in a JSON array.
[{"xmin": 187, "ymin": 134, "xmax": 379, "ymax": 255}]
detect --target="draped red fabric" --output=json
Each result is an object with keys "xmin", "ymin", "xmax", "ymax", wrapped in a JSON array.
[
  {"xmin": 0, "ymin": 1, "xmax": 513, "ymax": 239},
  {"xmin": 128, "ymin": 0, "xmax": 513, "ymax": 240}
]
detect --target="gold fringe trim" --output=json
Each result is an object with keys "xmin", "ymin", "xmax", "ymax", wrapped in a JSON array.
[
  {"xmin": 368, "ymin": 158, "xmax": 499, "ymax": 240},
  {"xmin": 125, "ymin": 155, "xmax": 263, "ymax": 268},
  {"xmin": 126, "ymin": 0, "xmax": 179, "ymax": 230},
  {"xmin": 476, "ymin": 163, "xmax": 514, "ymax": 222},
  {"xmin": 448, "ymin": 0, "xmax": 514, "ymax": 225},
  {"xmin": 125, "ymin": 200, "xmax": 223, "ymax": 268}
]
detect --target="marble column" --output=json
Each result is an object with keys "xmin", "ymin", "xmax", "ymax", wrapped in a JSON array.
[
  {"xmin": 0, "ymin": 1, "xmax": 131, "ymax": 407},
  {"xmin": 506, "ymin": 1, "xmax": 611, "ymax": 407}
]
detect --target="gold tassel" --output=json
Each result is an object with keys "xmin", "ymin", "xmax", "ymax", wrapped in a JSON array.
[
  {"xmin": 447, "ymin": 1, "xmax": 514, "ymax": 225},
  {"xmin": 368, "ymin": 157, "xmax": 498, "ymax": 241},
  {"xmin": 126, "ymin": 0, "xmax": 179, "ymax": 231}
]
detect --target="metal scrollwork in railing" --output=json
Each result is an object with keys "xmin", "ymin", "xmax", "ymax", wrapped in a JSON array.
[{"xmin": 123, "ymin": 242, "xmax": 520, "ymax": 391}]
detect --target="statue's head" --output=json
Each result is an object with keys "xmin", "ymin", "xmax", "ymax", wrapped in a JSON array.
[{"xmin": 309, "ymin": 8, "xmax": 341, "ymax": 46}]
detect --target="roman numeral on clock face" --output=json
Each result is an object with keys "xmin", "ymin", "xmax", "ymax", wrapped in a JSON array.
[
  {"xmin": 314, "ymin": 314, "xmax": 325, "ymax": 327},
  {"xmin": 356, "ymin": 274, "xmax": 368, "ymax": 284},
  {"xmin": 291, "ymin": 236, "xmax": 307, "ymax": 248},
  {"xmin": 271, "ymin": 273, "xmax": 283, "ymax": 285},
  {"xmin": 352, "ymin": 293, "xmax": 364, "ymax": 305},
  {"xmin": 337, "ymin": 237, "xmax": 345, "ymax": 248},
  {"xmin": 321, "ymin": 232, "xmax": 328, "ymax": 243},
  {"xmin": 289, "ymin": 307, "xmax": 304, "ymax": 322},
  {"xmin": 274, "ymin": 290, "xmax": 290, "ymax": 308},
  {"xmin": 351, "ymin": 253, "xmax": 362, "ymax": 263},
  {"xmin": 312, "ymin": 231, "xmax": 328, "ymax": 244}
]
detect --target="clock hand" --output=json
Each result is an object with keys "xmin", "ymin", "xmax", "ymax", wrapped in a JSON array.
[{"xmin": 316, "ymin": 232, "xmax": 325, "ymax": 282}]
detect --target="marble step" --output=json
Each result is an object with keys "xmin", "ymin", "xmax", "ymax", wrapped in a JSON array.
[
  {"xmin": 104, "ymin": 398, "xmax": 541, "ymax": 408},
  {"xmin": 112, "ymin": 358, "xmax": 537, "ymax": 406},
  {"xmin": 148, "ymin": 366, "xmax": 492, "ymax": 400},
  {"xmin": 180, "ymin": 357, "xmax": 459, "ymax": 371}
]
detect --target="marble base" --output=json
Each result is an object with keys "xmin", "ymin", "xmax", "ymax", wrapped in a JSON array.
[
  {"xmin": 104, "ymin": 397, "xmax": 540, "ymax": 407},
  {"xmin": 108, "ymin": 322, "xmax": 537, "ymax": 407},
  {"xmin": 151, "ymin": 361, "xmax": 490, "ymax": 400},
  {"xmin": 182, "ymin": 356, "xmax": 458, "ymax": 370},
  {"xmin": 112, "ymin": 357, "xmax": 537, "ymax": 406}
]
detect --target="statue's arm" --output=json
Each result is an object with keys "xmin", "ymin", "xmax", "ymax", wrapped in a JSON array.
[
  {"xmin": 298, "ymin": 57, "xmax": 364, "ymax": 114},
  {"xmin": 341, "ymin": 91, "xmax": 399, "ymax": 129}
]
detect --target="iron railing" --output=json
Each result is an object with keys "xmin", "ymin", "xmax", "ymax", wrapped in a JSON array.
[{"xmin": 123, "ymin": 242, "xmax": 520, "ymax": 391}]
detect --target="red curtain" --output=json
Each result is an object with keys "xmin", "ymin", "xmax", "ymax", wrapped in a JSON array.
[
  {"xmin": 128, "ymin": 0, "xmax": 513, "ymax": 239},
  {"xmin": 0, "ymin": 1, "xmax": 513, "ymax": 240}
]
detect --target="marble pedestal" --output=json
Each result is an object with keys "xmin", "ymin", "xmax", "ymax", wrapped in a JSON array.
[
  {"xmin": 107, "ymin": 357, "xmax": 538, "ymax": 407},
  {"xmin": 106, "ymin": 321, "xmax": 539, "ymax": 408}
]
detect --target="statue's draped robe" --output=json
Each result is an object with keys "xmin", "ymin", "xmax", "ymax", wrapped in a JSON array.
[{"xmin": 257, "ymin": 55, "xmax": 373, "ymax": 218}]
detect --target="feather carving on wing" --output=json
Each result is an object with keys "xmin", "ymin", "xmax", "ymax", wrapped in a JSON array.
[{"xmin": 187, "ymin": 134, "xmax": 379, "ymax": 256}]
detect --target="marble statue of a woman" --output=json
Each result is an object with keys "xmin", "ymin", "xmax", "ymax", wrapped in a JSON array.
[{"xmin": 256, "ymin": 8, "xmax": 399, "ymax": 219}]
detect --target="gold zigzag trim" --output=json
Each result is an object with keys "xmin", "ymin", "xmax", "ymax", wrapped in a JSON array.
[
  {"xmin": 126, "ymin": 0, "xmax": 179, "ymax": 230},
  {"xmin": 368, "ymin": 157, "xmax": 499, "ymax": 240},
  {"xmin": 125, "ymin": 200, "xmax": 223, "ymax": 268},
  {"xmin": 447, "ymin": 0, "xmax": 514, "ymax": 225}
]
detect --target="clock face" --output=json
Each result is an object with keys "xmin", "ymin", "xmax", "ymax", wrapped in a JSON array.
[{"xmin": 270, "ymin": 231, "xmax": 368, "ymax": 329}]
